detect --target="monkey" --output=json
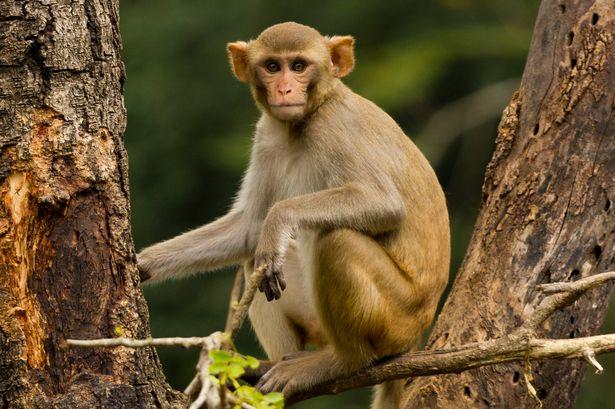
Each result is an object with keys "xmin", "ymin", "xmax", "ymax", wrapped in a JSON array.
[{"xmin": 137, "ymin": 22, "xmax": 450, "ymax": 408}]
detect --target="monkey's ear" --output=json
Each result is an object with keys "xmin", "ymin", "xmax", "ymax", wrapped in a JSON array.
[
  {"xmin": 227, "ymin": 41, "xmax": 249, "ymax": 83},
  {"xmin": 328, "ymin": 36, "xmax": 355, "ymax": 78}
]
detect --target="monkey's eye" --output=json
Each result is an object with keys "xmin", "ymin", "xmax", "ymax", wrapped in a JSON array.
[
  {"xmin": 266, "ymin": 61, "xmax": 280, "ymax": 73},
  {"xmin": 291, "ymin": 60, "xmax": 306, "ymax": 72}
]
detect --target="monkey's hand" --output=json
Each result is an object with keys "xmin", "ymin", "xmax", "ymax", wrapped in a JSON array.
[
  {"xmin": 136, "ymin": 258, "xmax": 152, "ymax": 282},
  {"xmin": 255, "ymin": 203, "xmax": 294, "ymax": 301},
  {"xmin": 254, "ymin": 252, "xmax": 286, "ymax": 301},
  {"xmin": 136, "ymin": 250, "xmax": 155, "ymax": 283}
]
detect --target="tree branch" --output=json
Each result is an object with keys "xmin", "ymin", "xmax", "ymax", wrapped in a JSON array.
[
  {"xmin": 224, "ymin": 267, "xmax": 244, "ymax": 334},
  {"xmin": 537, "ymin": 271, "xmax": 615, "ymax": 294},
  {"xmin": 281, "ymin": 271, "xmax": 615, "ymax": 404},
  {"xmin": 185, "ymin": 264, "xmax": 267, "ymax": 403},
  {"xmin": 520, "ymin": 271, "xmax": 615, "ymax": 331},
  {"xmin": 225, "ymin": 264, "xmax": 267, "ymax": 338},
  {"xmin": 65, "ymin": 336, "xmax": 220, "ymax": 349},
  {"xmin": 283, "ymin": 333, "xmax": 615, "ymax": 404},
  {"xmin": 66, "ymin": 271, "xmax": 615, "ymax": 408}
]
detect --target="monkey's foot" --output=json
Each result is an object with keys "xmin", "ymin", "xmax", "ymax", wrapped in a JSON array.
[{"xmin": 256, "ymin": 349, "xmax": 340, "ymax": 396}]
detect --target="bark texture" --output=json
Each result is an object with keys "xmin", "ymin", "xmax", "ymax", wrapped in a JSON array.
[
  {"xmin": 0, "ymin": 1, "xmax": 185, "ymax": 407},
  {"xmin": 402, "ymin": 0, "xmax": 614, "ymax": 407}
]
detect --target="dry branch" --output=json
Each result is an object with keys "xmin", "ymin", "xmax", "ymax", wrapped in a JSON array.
[
  {"xmin": 225, "ymin": 267, "xmax": 245, "ymax": 334},
  {"xmin": 537, "ymin": 271, "xmax": 615, "ymax": 294},
  {"xmin": 66, "ymin": 271, "xmax": 615, "ymax": 407},
  {"xmin": 225, "ymin": 264, "xmax": 268, "ymax": 337},
  {"xmin": 281, "ymin": 271, "xmax": 615, "ymax": 404},
  {"xmin": 185, "ymin": 264, "xmax": 267, "ymax": 402},
  {"xmin": 284, "ymin": 333, "xmax": 615, "ymax": 404},
  {"xmin": 66, "ymin": 336, "xmax": 221, "ymax": 349}
]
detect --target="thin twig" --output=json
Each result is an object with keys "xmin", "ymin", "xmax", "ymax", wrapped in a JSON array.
[
  {"xmin": 583, "ymin": 348, "xmax": 604, "ymax": 374},
  {"xmin": 187, "ymin": 335, "xmax": 224, "ymax": 409},
  {"xmin": 189, "ymin": 349, "xmax": 212, "ymax": 409},
  {"xmin": 66, "ymin": 336, "xmax": 218, "ymax": 349},
  {"xmin": 184, "ymin": 374, "xmax": 201, "ymax": 398},
  {"xmin": 225, "ymin": 267, "xmax": 244, "ymax": 334},
  {"xmin": 537, "ymin": 271, "xmax": 615, "ymax": 294},
  {"xmin": 186, "ymin": 264, "xmax": 267, "ymax": 405},
  {"xmin": 225, "ymin": 264, "xmax": 268, "ymax": 338},
  {"xmin": 524, "ymin": 271, "xmax": 615, "ymax": 331}
]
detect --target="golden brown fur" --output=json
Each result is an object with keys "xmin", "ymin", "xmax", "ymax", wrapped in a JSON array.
[{"xmin": 137, "ymin": 22, "xmax": 450, "ymax": 409}]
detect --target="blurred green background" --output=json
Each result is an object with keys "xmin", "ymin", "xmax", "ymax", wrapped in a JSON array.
[{"xmin": 119, "ymin": 0, "xmax": 614, "ymax": 407}]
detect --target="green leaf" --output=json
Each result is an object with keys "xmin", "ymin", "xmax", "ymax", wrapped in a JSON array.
[
  {"xmin": 210, "ymin": 349, "xmax": 233, "ymax": 363},
  {"xmin": 231, "ymin": 355, "xmax": 249, "ymax": 366},
  {"xmin": 245, "ymin": 355, "xmax": 260, "ymax": 369},
  {"xmin": 264, "ymin": 392, "xmax": 284, "ymax": 404},
  {"xmin": 208, "ymin": 361, "xmax": 228, "ymax": 375},
  {"xmin": 228, "ymin": 362, "xmax": 245, "ymax": 378}
]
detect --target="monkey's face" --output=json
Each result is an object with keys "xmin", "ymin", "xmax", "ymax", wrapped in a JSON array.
[
  {"xmin": 253, "ymin": 54, "xmax": 318, "ymax": 121},
  {"xmin": 227, "ymin": 23, "xmax": 355, "ymax": 122}
]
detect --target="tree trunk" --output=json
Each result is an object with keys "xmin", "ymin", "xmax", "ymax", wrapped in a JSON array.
[
  {"xmin": 0, "ymin": 1, "xmax": 185, "ymax": 407},
  {"xmin": 402, "ymin": 0, "xmax": 614, "ymax": 408}
]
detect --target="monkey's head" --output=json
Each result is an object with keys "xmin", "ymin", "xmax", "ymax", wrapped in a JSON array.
[{"xmin": 227, "ymin": 22, "xmax": 355, "ymax": 122}]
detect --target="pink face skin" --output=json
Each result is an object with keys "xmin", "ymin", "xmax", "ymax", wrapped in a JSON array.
[{"xmin": 255, "ymin": 54, "xmax": 317, "ymax": 121}]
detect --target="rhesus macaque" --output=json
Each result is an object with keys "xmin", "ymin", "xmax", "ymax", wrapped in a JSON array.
[{"xmin": 138, "ymin": 22, "xmax": 450, "ymax": 408}]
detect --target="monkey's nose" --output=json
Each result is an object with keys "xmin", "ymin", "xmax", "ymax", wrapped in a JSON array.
[{"xmin": 278, "ymin": 87, "xmax": 292, "ymax": 95}]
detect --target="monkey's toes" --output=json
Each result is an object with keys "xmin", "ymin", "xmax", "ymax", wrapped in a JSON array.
[
  {"xmin": 256, "ymin": 361, "xmax": 305, "ymax": 396},
  {"xmin": 257, "ymin": 375, "xmax": 289, "ymax": 395}
]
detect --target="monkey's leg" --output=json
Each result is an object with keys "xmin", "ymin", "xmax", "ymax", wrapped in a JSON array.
[
  {"xmin": 248, "ymin": 294, "xmax": 303, "ymax": 361},
  {"xmin": 247, "ymin": 241, "xmax": 316, "ymax": 361},
  {"xmin": 259, "ymin": 228, "xmax": 423, "ymax": 400}
]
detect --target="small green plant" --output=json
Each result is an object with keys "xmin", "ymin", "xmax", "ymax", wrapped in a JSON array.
[{"xmin": 209, "ymin": 349, "xmax": 284, "ymax": 409}]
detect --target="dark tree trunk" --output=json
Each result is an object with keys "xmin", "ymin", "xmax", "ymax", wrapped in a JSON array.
[
  {"xmin": 0, "ymin": 1, "xmax": 185, "ymax": 407},
  {"xmin": 402, "ymin": 0, "xmax": 614, "ymax": 408}
]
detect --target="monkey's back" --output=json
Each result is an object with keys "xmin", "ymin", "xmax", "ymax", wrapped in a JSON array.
[{"xmin": 311, "ymin": 83, "xmax": 451, "ymax": 330}]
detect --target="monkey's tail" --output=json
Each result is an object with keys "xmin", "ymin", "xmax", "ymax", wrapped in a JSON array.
[{"xmin": 372, "ymin": 379, "xmax": 404, "ymax": 409}]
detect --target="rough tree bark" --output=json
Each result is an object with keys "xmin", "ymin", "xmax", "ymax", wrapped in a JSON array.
[
  {"xmin": 0, "ymin": 1, "xmax": 185, "ymax": 407},
  {"xmin": 402, "ymin": 0, "xmax": 614, "ymax": 408}
]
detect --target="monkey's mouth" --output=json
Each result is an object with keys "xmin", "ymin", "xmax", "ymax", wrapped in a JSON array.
[
  {"xmin": 270, "ymin": 103, "xmax": 305, "ymax": 107},
  {"xmin": 269, "ymin": 103, "xmax": 306, "ymax": 121}
]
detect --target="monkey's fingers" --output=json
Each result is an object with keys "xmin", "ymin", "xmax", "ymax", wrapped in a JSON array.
[
  {"xmin": 264, "ymin": 283, "xmax": 276, "ymax": 301},
  {"xmin": 260, "ymin": 277, "xmax": 275, "ymax": 301},
  {"xmin": 255, "ymin": 255, "xmax": 286, "ymax": 301},
  {"xmin": 258, "ymin": 277, "xmax": 267, "ymax": 293},
  {"xmin": 262, "ymin": 273, "xmax": 278, "ymax": 301},
  {"xmin": 256, "ymin": 371, "xmax": 278, "ymax": 393},
  {"xmin": 266, "ymin": 275, "xmax": 281, "ymax": 300},
  {"xmin": 276, "ymin": 269, "xmax": 286, "ymax": 291},
  {"xmin": 261, "ymin": 264, "xmax": 283, "ymax": 301},
  {"xmin": 138, "ymin": 265, "xmax": 151, "ymax": 282}
]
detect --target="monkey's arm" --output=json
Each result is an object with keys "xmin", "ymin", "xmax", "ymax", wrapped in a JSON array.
[
  {"xmin": 137, "ymin": 210, "xmax": 252, "ymax": 283},
  {"xmin": 255, "ymin": 183, "xmax": 405, "ymax": 300}
]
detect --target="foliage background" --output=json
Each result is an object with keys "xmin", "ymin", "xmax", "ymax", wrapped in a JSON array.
[{"xmin": 120, "ymin": 1, "xmax": 614, "ymax": 407}]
